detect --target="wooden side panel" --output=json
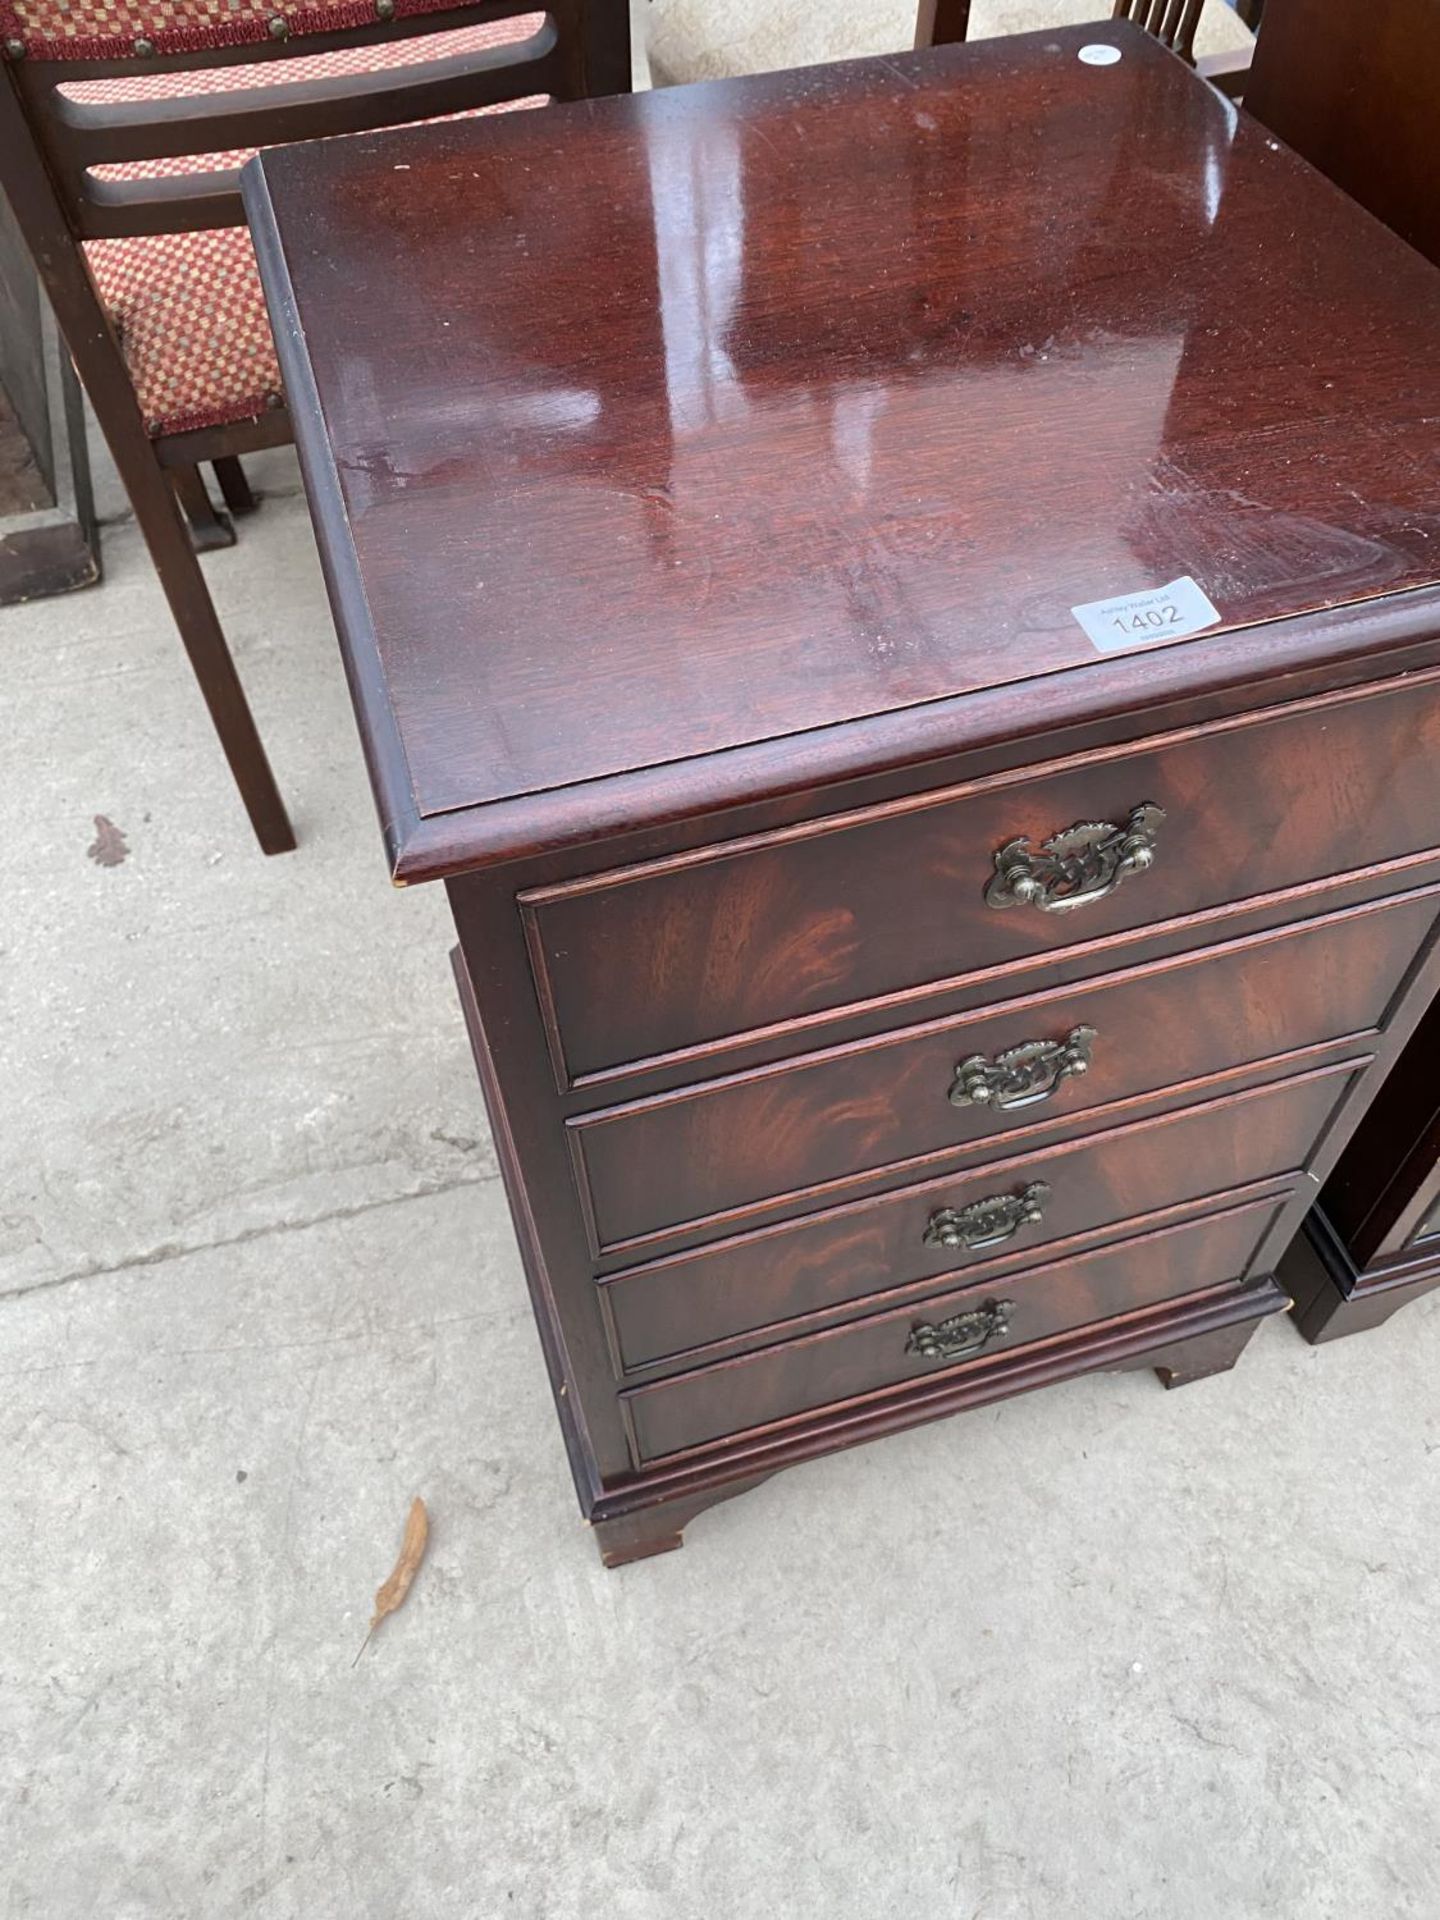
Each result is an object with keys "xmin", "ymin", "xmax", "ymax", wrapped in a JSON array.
[{"xmin": 1244, "ymin": 0, "xmax": 1440, "ymax": 269}]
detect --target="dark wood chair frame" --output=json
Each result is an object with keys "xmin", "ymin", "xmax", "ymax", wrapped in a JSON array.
[
  {"xmin": 916, "ymin": 0, "xmax": 1259, "ymax": 94},
  {"xmin": 0, "ymin": 0, "xmax": 630, "ymax": 854},
  {"xmin": 1112, "ymin": 0, "xmax": 1207, "ymax": 64},
  {"xmin": 913, "ymin": 0, "xmax": 971, "ymax": 49}
]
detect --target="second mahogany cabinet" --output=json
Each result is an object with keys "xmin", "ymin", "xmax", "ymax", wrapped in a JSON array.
[
  {"xmin": 1247, "ymin": 0, "xmax": 1440, "ymax": 1345},
  {"xmin": 1284, "ymin": 997, "xmax": 1440, "ymax": 1341}
]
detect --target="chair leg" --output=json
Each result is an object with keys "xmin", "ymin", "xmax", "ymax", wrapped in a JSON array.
[
  {"xmin": 915, "ymin": 0, "xmax": 972, "ymax": 47},
  {"xmin": 213, "ymin": 455, "xmax": 258, "ymax": 518},
  {"xmin": 171, "ymin": 463, "xmax": 235, "ymax": 552},
  {"xmin": 145, "ymin": 466, "xmax": 295, "ymax": 853}
]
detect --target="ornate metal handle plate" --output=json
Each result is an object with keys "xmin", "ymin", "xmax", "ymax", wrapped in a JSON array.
[
  {"xmin": 906, "ymin": 1297, "xmax": 1014, "ymax": 1363},
  {"xmin": 984, "ymin": 803, "xmax": 1165, "ymax": 913},
  {"xmin": 949, "ymin": 1026, "xmax": 1097, "ymax": 1112},
  {"xmin": 923, "ymin": 1181, "xmax": 1050, "ymax": 1254}
]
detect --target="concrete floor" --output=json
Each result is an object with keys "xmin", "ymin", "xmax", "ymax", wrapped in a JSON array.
[{"xmin": 5, "ymin": 12, "xmax": 1440, "ymax": 1918}]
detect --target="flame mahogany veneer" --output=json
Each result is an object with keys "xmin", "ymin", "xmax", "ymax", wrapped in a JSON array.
[{"xmin": 246, "ymin": 26, "xmax": 1440, "ymax": 1564}]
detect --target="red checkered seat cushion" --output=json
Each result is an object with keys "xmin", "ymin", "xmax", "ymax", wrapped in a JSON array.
[
  {"xmin": 70, "ymin": 18, "xmax": 544, "ymax": 437},
  {"xmin": 85, "ymin": 224, "xmax": 283, "ymax": 438}
]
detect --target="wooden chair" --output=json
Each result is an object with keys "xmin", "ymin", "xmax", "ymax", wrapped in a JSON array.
[
  {"xmin": 0, "ymin": 0, "xmax": 630, "ymax": 855},
  {"xmin": 914, "ymin": 0, "xmax": 1263, "ymax": 73},
  {"xmin": 1113, "ymin": 0, "xmax": 1264, "ymax": 81},
  {"xmin": 914, "ymin": 0, "xmax": 1261, "ymax": 60},
  {"xmin": 1112, "ymin": 0, "xmax": 1207, "ymax": 61}
]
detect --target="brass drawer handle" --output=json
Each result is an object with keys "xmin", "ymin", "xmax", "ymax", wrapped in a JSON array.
[
  {"xmin": 906, "ymin": 1297, "xmax": 1014, "ymax": 1363},
  {"xmin": 923, "ymin": 1180, "xmax": 1050, "ymax": 1254},
  {"xmin": 984, "ymin": 803, "xmax": 1165, "ymax": 913},
  {"xmin": 949, "ymin": 1025, "xmax": 1096, "ymax": 1112}
]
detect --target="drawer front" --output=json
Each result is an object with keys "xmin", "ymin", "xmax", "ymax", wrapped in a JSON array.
[
  {"xmin": 573, "ymin": 889, "xmax": 1440, "ymax": 1248},
  {"xmin": 525, "ymin": 675, "xmax": 1440, "ymax": 1081},
  {"xmin": 622, "ymin": 1195, "xmax": 1284, "ymax": 1464},
  {"xmin": 601, "ymin": 1060, "xmax": 1358, "ymax": 1372}
]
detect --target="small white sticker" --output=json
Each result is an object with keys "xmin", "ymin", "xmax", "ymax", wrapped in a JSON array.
[
  {"xmin": 1071, "ymin": 576, "xmax": 1221, "ymax": 654},
  {"xmin": 1078, "ymin": 43, "xmax": 1122, "ymax": 65}
]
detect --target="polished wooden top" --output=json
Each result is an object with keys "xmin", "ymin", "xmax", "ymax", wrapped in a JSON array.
[{"xmin": 246, "ymin": 24, "xmax": 1440, "ymax": 878}]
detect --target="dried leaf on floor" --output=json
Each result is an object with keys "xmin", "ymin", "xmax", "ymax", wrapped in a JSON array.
[{"xmin": 352, "ymin": 1496, "xmax": 429, "ymax": 1666}]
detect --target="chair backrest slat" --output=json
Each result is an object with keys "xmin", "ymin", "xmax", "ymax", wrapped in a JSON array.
[
  {"xmin": 65, "ymin": 41, "xmax": 554, "ymax": 229},
  {"xmin": 2, "ymin": 0, "xmax": 622, "ymax": 238},
  {"xmin": 1111, "ymin": 0, "xmax": 1207, "ymax": 63}
]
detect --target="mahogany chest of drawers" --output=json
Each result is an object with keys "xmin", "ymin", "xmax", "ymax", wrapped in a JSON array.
[{"xmin": 246, "ymin": 25, "xmax": 1440, "ymax": 1564}]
